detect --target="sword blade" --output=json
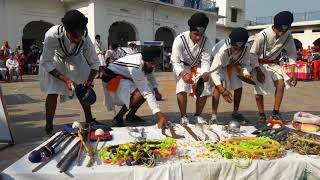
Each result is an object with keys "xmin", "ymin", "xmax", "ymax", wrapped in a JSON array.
[{"xmin": 182, "ymin": 125, "xmax": 202, "ymax": 141}]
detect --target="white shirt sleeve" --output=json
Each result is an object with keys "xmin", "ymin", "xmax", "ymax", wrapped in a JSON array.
[
  {"xmin": 241, "ymin": 44, "xmax": 253, "ymax": 72},
  {"xmin": 210, "ymin": 50, "xmax": 227, "ymax": 86},
  {"xmin": 199, "ymin": 38, "xmax": 212, "ymax": 75},
  {"xmin": 39, "ymin": 31, "xmax": 57, "ymax": 73},
  {"xmin": 130, "ymin": 68, "xmax": 160, "ymax": 114},
  {"xmin": 146, "ymin": 72, "xmax": 158, "ymax": 89},
  {"xmin": 285, "ymin": 35, "xmax": 297, "ymax": 65},
  {"xmin": 250, "ymin": 33, "xmax": 264, "ymax": 68},
  {"xmin": 170, "ymin": 36, "xmax": 184, "ymax": 76},
  {"xmin": 82, "ymin": 37, "xmax": 100, "ymax": 70}
]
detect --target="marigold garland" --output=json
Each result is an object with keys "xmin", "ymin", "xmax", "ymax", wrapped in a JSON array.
[
  {"xmin": 207, "ymin": 137, "xmax": 284, "ymax": 160},
  {"xmin": 99, "ymin": 138, "xmax": 177, "ymax": 167}
]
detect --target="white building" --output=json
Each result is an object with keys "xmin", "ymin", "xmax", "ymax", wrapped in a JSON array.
[
  {"xmin": 215, "ymin": 0, "xmax": 246, "ymax": 42},
  {"xmin": 247, "ymin": 20, "xmax": 320, "ymax": 49},
  {"xmin": 0, "ymin": 0, "xmax": 222, "ymax": 55}
]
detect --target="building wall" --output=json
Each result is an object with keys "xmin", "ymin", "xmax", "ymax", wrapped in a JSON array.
[
  {"xmin": 92, "ymin": 0, "xmax": 218, "ymax": 48},
  {"xmin": 0, "ymin": 0, "xmax": 65, "ymax": 47},
  {"xmin": 0, "ymin": 0, "xmax": 218, "ymax": 51},
  {"xmin": 215, "ymin": 0, "xmax": 245, "ymax": 28},
  {"xmin": 247, "ymin": 23, "xmax": 320, "ymax": 49}
]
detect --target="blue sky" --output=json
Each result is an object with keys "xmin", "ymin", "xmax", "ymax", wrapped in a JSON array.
[{"xmin": 246, "ymin": 0, "xmax": 320, "ymax": 20}]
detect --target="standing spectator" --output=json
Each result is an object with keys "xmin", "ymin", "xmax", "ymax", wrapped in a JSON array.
[
  {"xmin": 0, "ymin": 59, "xmax": 7, "ymax": 80},
  {"xmin": 6, "ymin": 53, "xmax": 20, "ymax": 80},
  {"xmin": 15, "ymin": 45, "xmax": 24, "ymax": 58},
  {"xmin": 94, "ymin": 34, "xmax": 106, "ymax": 78},
  {"xmin": 127, "ymin": 43, "xmax": 138, "ymax": 55},
  {"xmin": 116, "ymin": 43, "xmax": 127, "ymax": 59},
  {"xmin": 28, "ymin": 41, "xmax": 41, "ymax": 74},
  {"xmin": 105, "ymin": 43, "xmax": 118, "ymax": 63}
]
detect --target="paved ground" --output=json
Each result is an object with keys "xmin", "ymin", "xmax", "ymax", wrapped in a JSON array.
[{"xmin": 1, "ymin": 73, "xmax": 320, "ymax": 171}]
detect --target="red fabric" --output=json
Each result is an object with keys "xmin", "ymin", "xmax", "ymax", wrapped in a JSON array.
[{"xmin": 313, "ymin": 60, "xmax": 320, "ymax": 80}]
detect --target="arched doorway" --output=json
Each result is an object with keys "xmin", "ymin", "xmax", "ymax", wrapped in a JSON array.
[
  {"xmin": 108, "ymin": 21, "xmax": 137, "ymax": 47},
  {"xmin": 22, "ymin": 21, "xmax": 53, "ymax": 55},
  {"xmin": 155, "ymin": 27, "xmax": 175, "ymax": 48},
  {"xmin": 293, "ymin": 39, "xmax": 303, "ymax": 50},
  {"xmin": 313, "ymin": 38, "xmax": 320, "ymax": 47}
]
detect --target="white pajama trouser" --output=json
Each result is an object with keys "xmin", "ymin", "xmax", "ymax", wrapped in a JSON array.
[
  {"xmin": 252, "ymin": 64, "xmax": 290, "ymax": 95},
  {"xmin": 174, "ymin": 64, "xmax": 211, "ymax": 97},
  {"xmin": 103, "ymin": 79, "xmax": 136, "ymax": 112},
  {"xmin": 8, "ymin": 67, "xmax": 19, "ymax": 77}
]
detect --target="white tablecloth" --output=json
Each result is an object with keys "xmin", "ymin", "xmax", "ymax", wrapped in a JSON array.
[{"xmin": 2, "ymin": 125, "xmax": 320, "ymax": 180}]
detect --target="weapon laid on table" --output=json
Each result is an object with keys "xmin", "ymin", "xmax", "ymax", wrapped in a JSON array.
[
  {"xmin": 57, "ymin": 140, "xmax": 81, "ymax": 168},
  {"xmin": 85, "ymin": 123, "xmax": 95, "ymax": 167},
  {"xmin": 182, "ymin": 124, "xmax": 202, "ymax": 141},
  {"xmin": 32, "ymin": 135, "xmax": 75, "ymax": 173},
  {"xmin": 196, "ymin": 124, "xmax": 210, "ymax": 141},
  {"xmin": 161, "ymin": 122, "xmax": 184, "ymax": 139},
  {"xmin": 76, "ymin": 143, "xmax": 83, "ymax": 166},
  {"xmin": 59, "ymin": 141, "xmax": 81, "ymax": 173},
  {"xmin": 29, "ymin": 131, "xmax": 69, "ymax": 163}
]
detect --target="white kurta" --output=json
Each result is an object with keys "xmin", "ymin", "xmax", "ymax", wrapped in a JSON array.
[
  {"xmin": 210, "ymin": 38, "xmax": 253, "ymax": 90},
  {"xmin": 103, "ymin": 54, "xmax": 160, "ymax": 115},
  {"xmin": 39, "ymin": 25, "xmax": 100, "ymax": 96},
  {"xmin": 95, "ymin": 40, "xmax": 106, "ymax": 66},
  {"xmin": 171, "ymin": 31, "xmax": 212, "ymax": 96},
  {"xmin": 250, "ymin": 26, "xmax": 297, "ymax": 95}
]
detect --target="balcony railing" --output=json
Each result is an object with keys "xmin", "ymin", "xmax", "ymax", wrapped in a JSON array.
[
  {"xmin": 148, "ymin": 0, "xmax": 219, "ymax": 13},
  {"xmin": 247, "ymin": 10, "xmax": 320, "ymax": 26}
]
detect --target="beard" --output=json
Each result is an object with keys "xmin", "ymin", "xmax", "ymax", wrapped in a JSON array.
[{"xmin": 143, "ymin": 65, "xmax": 154, "ymax": 74}]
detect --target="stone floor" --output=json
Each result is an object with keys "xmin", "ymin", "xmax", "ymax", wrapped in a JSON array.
[{"xmin": 1, "ymin": 73, "xmax": 320, "ymax": 171}]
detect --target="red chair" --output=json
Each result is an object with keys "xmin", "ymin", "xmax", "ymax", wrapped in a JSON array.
[{"xmin": 312, "ymin": 60, "xmax": 320, "ymax": 80}]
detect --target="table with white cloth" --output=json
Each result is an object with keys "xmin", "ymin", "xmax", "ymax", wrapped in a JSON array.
[{"xmin": 2, "ymin": 125, "xmax": 320, "ymax": 180}]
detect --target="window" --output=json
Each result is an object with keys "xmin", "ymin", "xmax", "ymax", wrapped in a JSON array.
[
  {"xmin": 231, "ymin": 8, "xmax": 238, "ymax": 23},
  {"xmin": 312, "ymin": 29, "xmax": 320, "ymax": 32}
]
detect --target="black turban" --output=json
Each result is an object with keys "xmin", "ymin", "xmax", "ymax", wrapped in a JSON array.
[
  {"xmin": 229, "ymin": 27, "xmax": 249, "ymax": 48},
  {"xmin": 274, "ymin": 11, "xmax": 294, "ymax": 32},
  {"xmin": 188, "ymin": 13, "xmax": 209, "ymax": 33},
  {"xmin": 141, "ymin": 46, "xmax": 161, "ymax": 62},
  {"xmin": 62, "ymin": 10, "xmax": 88, "ymax": 36}
]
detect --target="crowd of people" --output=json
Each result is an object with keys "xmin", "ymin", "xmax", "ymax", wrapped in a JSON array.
[
  {"xmin": 37, "ymin": 9, "xmax": 298, "ymax": 136},
  {"xmin": 0, "ymin": 40, "xmax": 42, "ymax": 81}
]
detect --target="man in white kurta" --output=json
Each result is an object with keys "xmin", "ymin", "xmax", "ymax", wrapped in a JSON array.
[
  {"xmin": 101, "ymin": 47, "xmax": 167, "ymax": 128},
  {"xmin": 210, "ymin": 28, "xmax": 254, "ymax": 124},
  {"xmin": 171, "ymin": 12, "xmax": 212, "ymax": 125},
  {"xmin": 94, "ymin": 34, "xmax": 106, "ymax": 78},
  {"xmin": 250, "ymin": 11, "xmax": 297, "ymax": 123},
  {"xmin": 39, "ymin": 10, "xmax": 102, "ymax": 135},
  {"xmin": 6, "ymin": 53, "xmax": 20, "ymax": 80}
]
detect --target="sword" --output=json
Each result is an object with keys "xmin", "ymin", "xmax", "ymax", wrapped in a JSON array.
[
  {"xmin": 56, "ymin": 140, "xmax": 81, "ymax": 168},
  {"xmin": 32, "ymin": 136, "xmax": 75, "ymax": 173},
  {"xmin": 161, "ymin": 122, "xmax": 184, "ymax": 139},
  {"xmin": 182, "ymin": 124, "xmax": 202, "ymax": 141},
  {"xmin": 59, "ymin": 141, "xmax": 81, "ymax": 173}
]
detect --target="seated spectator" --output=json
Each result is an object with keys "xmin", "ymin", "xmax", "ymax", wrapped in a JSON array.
[
  {"xmin": 6, "ymin": 53, "xmax": 20, "ymax": 80},
  {"xmin": 0, "ymin": 41, "xmax": 13, "ymax": 57},
  {"xmin": 0, "ymin": 60, "xmax": 7, "ymax": 80}
]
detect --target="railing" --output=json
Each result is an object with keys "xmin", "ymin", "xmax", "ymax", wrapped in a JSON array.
[
  {"xmin": 152, "ymin": 0, "xmax": 219, "ymax": 13},
  {"xmin": 247, "ymin": 10, "xmax": 320, "ymax": 26}
]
